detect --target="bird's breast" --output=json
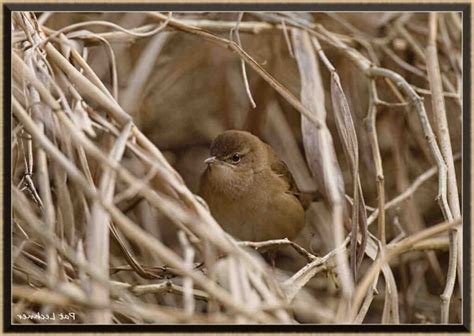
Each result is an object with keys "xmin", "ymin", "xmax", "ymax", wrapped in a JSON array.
[{"xmin": 199, "ymin": 168, "xmax": 305, "ymax": 242}]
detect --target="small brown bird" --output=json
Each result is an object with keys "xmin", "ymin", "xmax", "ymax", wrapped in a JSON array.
[{"xmin": 199, "ymin": 130, "xmax": 306, "ymax": 242}]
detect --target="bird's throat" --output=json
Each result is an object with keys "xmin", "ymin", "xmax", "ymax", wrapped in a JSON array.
[{"xmin": 204, "ymin": 166, "xmax": 252, "ymax": 198}]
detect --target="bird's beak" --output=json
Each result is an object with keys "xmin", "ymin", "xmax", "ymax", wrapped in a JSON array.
[{"xmin": 204, "ymin": 156, "xmax": 217, "ymax": 164}]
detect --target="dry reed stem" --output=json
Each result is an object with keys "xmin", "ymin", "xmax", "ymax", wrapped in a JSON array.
[
  {"xmin": 231, "ymin": 12, "xmax": 257, "ymax": 109},
  {"xmin": 426, "ymin": 12, "xmax": 461, "ymax": 323},
  {"xmin": 312, "ymin": 34, "xmax": 368, "ymax": 279},
  {"xmin": 112, "ymin": 280, "xmax": 209, "ymax": 300},
  {"xmin": 367, "ymin": 80, "xmax": 387, "ymax": 245},
  {"xmin": 239, "ymin": 239, "xmax": 316, "ymax": 263},
  {"xmin": 178, "ymin": 231, "xmax": 197, "ymax": 316},
  {"xmin": 291, "ymin": 29, "xmax": 353, "ymax": 317},
  {"xmin": 362, "ymin": 79, "xmax": 402, "ymax": 323},
  {"xmin": 86, "ymin": 121, "xmax": 132, "ymax": 323},
  {"xmin": 356, "ymin": 234, "xmax": 399, "ymax": 324}
]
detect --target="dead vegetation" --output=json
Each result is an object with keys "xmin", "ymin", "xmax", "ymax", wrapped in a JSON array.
[{"xmin": 11, "ymin": 11, "xmax": 462, "ymax": 324}]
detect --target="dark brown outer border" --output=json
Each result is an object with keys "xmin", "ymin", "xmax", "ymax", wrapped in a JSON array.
[{"xmin": 1, "ymin": 1, "xmax": 471, "ymax": 334}]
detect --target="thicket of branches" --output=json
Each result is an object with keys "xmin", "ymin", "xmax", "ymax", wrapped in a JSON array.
[{"xmin": 11, "ymin": 11, "xmax": 462, "ymax": 324}]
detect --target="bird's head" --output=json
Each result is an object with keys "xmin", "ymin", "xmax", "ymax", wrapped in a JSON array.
[{"xmin": 204, "ymin": 130, "xmax": 267, "ymax": 175}]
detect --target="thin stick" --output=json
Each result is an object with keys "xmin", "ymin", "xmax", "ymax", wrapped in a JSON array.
[
  {"xmin": 86, "ymin": 121, "xmax": 132, "ymax": 323},
  {"xmin": 367, "ymin": 80, "xmax": 386, "ymax": 245},
  {"xmin": 239, "ymin": 238, "xmax": 316, "ymax": 263},
  {"xmin": 111, "ymin": 280, "xmax": 208, "ymax": 301},
  {"xmin": 178, "ymin": 231, "xmax": 196, "ymax": 316},
  {"xmin": 232, "ymin": 12, "xmax": 256, "ymax": 109},
  {"xmin": 367, "ymin": 67, "xmax": 452, "ymax": 222},
  {"xmin": 36, "ymin": 146, "xmax": 58, "ymax": 284},
  {"xmin": 426, "ymin": 13, "xmax": 460, "ymax": 323},
  {"xmin": 281, "ymin": 18, "xmax": 295, "ymax": 58},
  {"xmin": 282, "ymin": 236, "xmax": 350, "ymax": 302}
]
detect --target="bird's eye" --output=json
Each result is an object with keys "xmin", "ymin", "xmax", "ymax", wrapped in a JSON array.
[{"xmin": 231, "ymin": 153, "xmax": 241, "ymax": 163}]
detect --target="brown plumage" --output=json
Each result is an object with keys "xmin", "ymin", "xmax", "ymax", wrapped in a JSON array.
[{"xmin": 198, "ymin": 130, "xmax": 306, "ymax": 242}]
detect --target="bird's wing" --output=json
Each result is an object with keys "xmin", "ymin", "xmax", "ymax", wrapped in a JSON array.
[
  {"xmin": 267, "ymin": 144, "xmax": 314, "ymax": 210},
  {"xmin": 269, "ymin": 153, "xmax": 299, "ymax": 194}
]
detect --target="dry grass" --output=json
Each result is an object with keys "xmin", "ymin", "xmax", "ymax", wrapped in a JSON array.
[{"xmin": 11, "ymin": 11, "xmax": 462, "ymax": 324}]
